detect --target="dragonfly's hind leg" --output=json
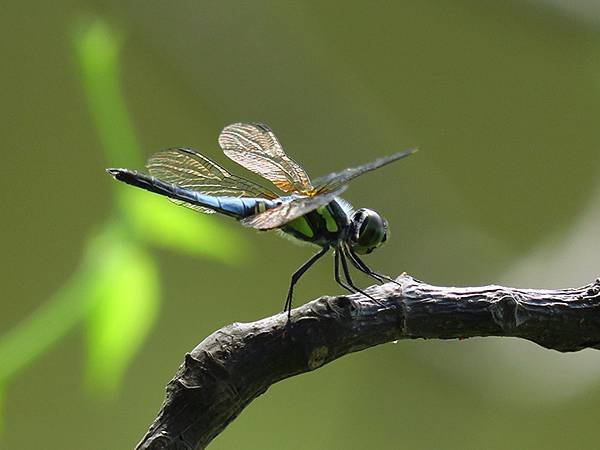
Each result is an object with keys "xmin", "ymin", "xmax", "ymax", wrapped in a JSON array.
[{"xmin": 284, "ymin": 246, "xmax": 329, "ymax": 321}]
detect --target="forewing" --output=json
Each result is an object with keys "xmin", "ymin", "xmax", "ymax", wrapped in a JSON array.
[
  {"xmin": 147, "ymin": 147, "xmax": 276, "ymax": 214},
  {"xmin": 241, "ymin": 186, "xmax": 347, "ymax": 230},
  {"xmin": 313, "ymin": 148, "xmax": 417, "ymax": 194},
  {"xmin": 218, "ymin": 123, "xmax": 313, "ymax": 194}
]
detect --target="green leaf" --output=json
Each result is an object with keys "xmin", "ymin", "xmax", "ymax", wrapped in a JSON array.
[
  {"xmin": 84, "ymin": 227, "xmax": 160, "ymax": 398},
  {"xmin": 0, "ymin": 382, "xmax": 4, "ymax": 435},
  {"xmin": 0, "ymin": 254, "xmax": 94, "ymax": 385},
  {"xmin": 0, "ymin": 224, "xmax": 130, "ymax": 390},
  {"xmin": 73, "ymin": 18, "xmax": 247, "ymax": 264},
  {"xmin": 73, "ymin": 18, "xmax": 140, "ymax": 167},
  {"xmin": 119, "ymin": 188, "xmax": 248, "ymax": 264},
  {"xmin": 0, "ymin": 223, "xmax": 158, "ymax": 398}
]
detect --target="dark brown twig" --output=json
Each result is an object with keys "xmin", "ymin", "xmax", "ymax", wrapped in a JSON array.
[{"xmin": 136, "ymin": 274, "xmax": 600, "ymax": 450}]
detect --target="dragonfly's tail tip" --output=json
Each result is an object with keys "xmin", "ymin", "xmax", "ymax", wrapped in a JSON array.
[{"xmin": 106, "ymin": 168, "xmax": 124, "ymax": 178}]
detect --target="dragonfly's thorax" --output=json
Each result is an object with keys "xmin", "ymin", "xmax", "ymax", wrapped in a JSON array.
[{"xmin": 280, "ymin": 198, "xmax": 350, "ymax": 246}]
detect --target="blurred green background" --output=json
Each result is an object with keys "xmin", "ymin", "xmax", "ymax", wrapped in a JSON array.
[{"xmin": 2, "ymin": 1, "xmax": 600, "ymax": 449}]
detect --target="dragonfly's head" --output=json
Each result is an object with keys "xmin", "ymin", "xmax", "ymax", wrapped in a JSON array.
[{"xmin": 348, "ymin": 208, "xmax": 388, "ymax": 255}]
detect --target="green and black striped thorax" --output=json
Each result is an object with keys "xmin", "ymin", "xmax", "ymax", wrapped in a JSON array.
[{"xmin": 281, "ymin": 199, "xmax": 350, "ymax": 247}]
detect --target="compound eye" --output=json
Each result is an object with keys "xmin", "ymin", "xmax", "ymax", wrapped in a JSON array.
[
  {"xmin": 358, "ymin": 214, "xmax": 381, "ymax": 244},
  {"xmin": 380, "ymin": 219, "xmax": 389, "ymax": 243},
  {"xmin": 351, "ymin": 209, "xmax": 386, "ymax": 251}
]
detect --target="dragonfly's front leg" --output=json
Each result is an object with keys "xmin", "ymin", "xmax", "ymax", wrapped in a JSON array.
[
  {"xmin": 338, "ymin": 250, "xmax": 385, "ymax": 307},
  {"xmin": 345, "ymin": 245, "xmax": 400, "ymax": 287},
  {"xmin": 284, "ymin": 246, "xmax": 329, "ymax": 320}
]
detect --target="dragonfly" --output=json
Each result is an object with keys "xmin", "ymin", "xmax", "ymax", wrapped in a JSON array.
[{"xmin": 107, "ymin": 123, "xmax": 416, "ymax": 320}]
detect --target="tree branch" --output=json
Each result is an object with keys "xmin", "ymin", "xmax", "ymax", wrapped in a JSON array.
[{"xmin": 135, "ymin": 274, "xmax": 600, "ymax": 450}]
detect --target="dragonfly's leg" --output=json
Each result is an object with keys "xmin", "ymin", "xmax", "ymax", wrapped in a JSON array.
[
  {"xmin": 339, "ymin": 251, "xmax": 385, "ymax": 307},
  {"xmin": 334, "ymin": 249, "xmax": 355, "ymax": 294},
  {"xmin": 345, "ymin": 250, "xmax": 385, "ymax": 285},
  {"xmin": 343, "ymin": 244, "xmax": 384, "ymax": 282},
  {"xmin": 346, "ymin": 246, "xmax": 402, "ymax": 287},
  {"xmin": 284, "ymin": 246, "xmax": 329, "ymax": 320}
]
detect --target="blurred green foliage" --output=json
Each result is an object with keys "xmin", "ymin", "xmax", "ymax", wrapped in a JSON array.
[
  {"xmin": 1, "ymin": 1, "xmax": 600, "ymax": 449},
  {"xmin": 73, "ymin": 20, "xmax": 138, "ymax": 168},
  {"xmin": 0, "ymin": 17, "xmax": 242, "ymax": 425},
  {"xmin": 120, "ymin": 188, "xmax": 245, "ymax": 263},
  {"xmin": 83, "ymin": 224, "xmax": 159, "ymax": 397}
]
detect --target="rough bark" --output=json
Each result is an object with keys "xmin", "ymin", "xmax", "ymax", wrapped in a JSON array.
[{"xmin": 135, "ymin": 274, "xmax": 600, "ymax": 450}]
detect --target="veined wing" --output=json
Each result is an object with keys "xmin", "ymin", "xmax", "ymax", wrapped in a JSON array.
[
  {"xmin": 218, "ymin": 122, "xmax": 313, "ymax": 194},
  {"xmin": 147, "ymin": 147, "xmax": 276, "ymax": 214},
  {"xmin": 312, "ymin": 148, "xmax": 417, "ymax": 194},
  {"xmin": 241, "ymin": 186, "xmax": 347, "ymax": 230}
]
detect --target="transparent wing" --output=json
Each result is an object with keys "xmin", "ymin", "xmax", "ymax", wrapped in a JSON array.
[
  {"xmin": 312, "ymin": 148, "xmax": 417, "ymax": 194},
  {"xmin": 147, "ymin": 147, "xmax": 277, "ymax": 214},
  {"xmin": 241, "ymin": 186, "xmax": 347, "ymax": 230},
  {"xmin": 218, "ymin": 122, "xmax": 313, "ymax": 194}
]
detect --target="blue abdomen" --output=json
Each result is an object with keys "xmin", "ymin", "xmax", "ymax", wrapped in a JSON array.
[{"xmin": 107, "ymin": 169, "xmax": 278, "ymax": 219}]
